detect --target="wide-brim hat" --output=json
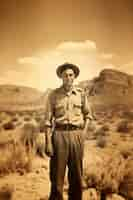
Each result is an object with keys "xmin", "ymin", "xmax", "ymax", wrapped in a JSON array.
[{"xmin": 56, "ymin": 63, "xmax": 80, "ymax": 78}]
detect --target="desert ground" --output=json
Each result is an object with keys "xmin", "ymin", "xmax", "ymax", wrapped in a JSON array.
[{"xmin": 0, "ymin": 104, "xmax": 133, "ymax": 200}]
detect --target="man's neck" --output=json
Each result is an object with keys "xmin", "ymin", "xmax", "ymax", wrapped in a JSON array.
[{"xmin": 63, "ymin": 84, "xmax": 73, "ymax": 92}]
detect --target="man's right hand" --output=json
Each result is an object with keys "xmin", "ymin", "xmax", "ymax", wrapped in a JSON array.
[
  {"xmin": 45, "ymin": 142, "xmax": 54, "ymax": 157},
  {"xmin": 45, "ymin": 128, "xmax": 54, "ymax": 157}
]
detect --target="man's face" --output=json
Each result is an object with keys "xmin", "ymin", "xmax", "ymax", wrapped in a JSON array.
[{"xmin": 61, "ymin": 68, "xmax": 75, "ymax": 87}]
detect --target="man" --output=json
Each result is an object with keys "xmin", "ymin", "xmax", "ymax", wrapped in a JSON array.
[{"xmin": 44, "ymin": 63, "xmax": 93, "ymax": 200}]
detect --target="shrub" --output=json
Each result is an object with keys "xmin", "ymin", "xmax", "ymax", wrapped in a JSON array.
[
  {"xmin": 23, "ymin": 115, "xmax": 31, "ymax": 122},
  {"xmin": 39, "ymin": 120, "xmax": 46, "ymax": 133},
  {"xmin": 20, "ymin": 122, "xmax": 39, "ymax": 155},
  {"xmin": 83, "ymin": 146, "xmax": 126, "ymax": 193},
  {"xmin": 36, "ymin": 133, "xmax": 46, "ymax": 158},
  {"xmin": 83, "ymin": 188, "xmax": 100, "ymax": 200},
  {"xmin": 3, "ymin": 122, "xmax": 15, "ymax": 130},
  {"xmin": 11, "ymin": 117, "xmax": 18, "ymax": 122},
  {"xmin": 122, "ymin": 110, "xmax": 133, "ymax": 120},
  {"xmin": 118, "ymin": 141, "xmax": 133, "ymax": 159},
  {"xmin": 35, "ymin": 116, "xmax": 43, "ymax": 123},
  {"xmin": 117, "ymin": 120, "xmax": 130, "ymax": 133},
  {"xmin": 0, "ymin": 141, "xmax": 32, "ymax": 176},
  {"xmin": 0, "ymin": 184, "xmax": 14, "ymax": 200},
  {"xmin": 94, "ymin": 125, "xmax": 109, "ymax": 139},
  {"xmin": 120, "ymin": 157, "xmax": 133, "ymax": 199},
  {"xmin": 96, "ymin": 136, "xmax": 107, "ymax": 148}
]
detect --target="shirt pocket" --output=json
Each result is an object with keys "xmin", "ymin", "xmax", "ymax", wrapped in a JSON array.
[
  {"xmin": 73, "ymin": 102, "xmax": 82, "ymax": 116},
  {"xmin": 55, "ymin": 103, "xmax": 65, "ymax": 117}
]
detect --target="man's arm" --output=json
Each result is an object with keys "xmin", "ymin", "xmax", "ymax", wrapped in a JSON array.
[
  {"xmin": 45, "ymin": 127, "xmax": 54, "ymax": 157},
  {"xmin": 82, "ymin": 91, "xmax": 93, "ymax": 140},
  {"xmin": 44, "ymin": 92, "xmax": 54, "ymax": 157},
  {"xmin": 83, "ymin": 118, "xmax": 91, "ymax": 132}
]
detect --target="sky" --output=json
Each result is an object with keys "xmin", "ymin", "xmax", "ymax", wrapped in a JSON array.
[{"xmin": 0, "ymin": 0, "xmax": 133, "ymax": 91}]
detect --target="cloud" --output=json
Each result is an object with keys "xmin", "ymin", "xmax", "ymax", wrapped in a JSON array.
[
  {"xmin": 16, "ymin": 40, "xmax": 117, "ymax": 90},
  {"xmin": 18, "ymin": 57, "xmax": 43, "ymax": 65},
  {"xmin": 99, "ymin": 53, "xmax": 113, "ymax": 60},
  {"xmin": 57, "ymin": 40, "xmax": 97, "ymax": 53},
  {"xmin": 1, "ymin": 40, "xmax": 118, "ymax": 91}
]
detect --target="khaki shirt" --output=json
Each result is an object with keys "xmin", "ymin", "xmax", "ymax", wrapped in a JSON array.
[{"xmin": 45, "ymin": 86, "xmax": 93, "ymax": 128}]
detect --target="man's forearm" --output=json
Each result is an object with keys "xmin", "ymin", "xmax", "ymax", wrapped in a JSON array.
[
  {"xmin": 45, "ymin": 127, "xmax": 54, "ymax": 157},
  {"xmin": 45, "ymin": 127, "xmax": 52, "ymax": 145},
  {"xmin": 83, "ymin": 119, "xmax": 91, "ymax": 139},
  {"xmin": 84, "ymin": 119, "xmax": 91, "ymax": 131}
]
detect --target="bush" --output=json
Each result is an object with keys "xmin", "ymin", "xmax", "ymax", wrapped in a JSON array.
[
  {"xmin": 96, "ymin": 136, "xmax": 107, "ymax": 148},
  {"xmin": 122, "ymin": 110, "xmax": 133, "ymax": 120},
  {"xmin": 83, "ymin": 146, "xmax": 126, "ymax": 193},
  {"xmin": 3, "ymin": 122, "xmax": 15, "ymax": 130},
  {"xmin": 20, "ymin": 122, "xmax": 39, "ymax": 155},
  {"xmin": 0, "ymin": 184, "xmax": 14, "ymax": 200},
  {"xmin": 120, "ymin": 157, "xmax": 133, "ymax": 199},
  {"xmin": 94, "ymin": 125, "xmax": 109, "ymax": 139},
  {"xmin": 39, "ymin": 120, "xmax": 46, "ymax": 133},
  {"xmin": 11, "ymin": 117, "xmax": 18, "ymax": 122},
  {"xmin": 118, "ymin": 141, "xmax": 133, "ymax": 159},
  {"xmin": 23, "ymin": 115, "xmax": 31, "ymax": 122},
  {"xmin": 35, "ymin": 116, "xmax": 43, "ymax": 123},
  {"xmin": 117, "ymin": 120, "xmax": 130, "ymax": 133},
  {"xmin": 0, "ymin": 141, "xmax": 32, "ymax": 176},
  {"xmin": 36, "ymin": 133, "xmax": 46, "ymax": 158}
]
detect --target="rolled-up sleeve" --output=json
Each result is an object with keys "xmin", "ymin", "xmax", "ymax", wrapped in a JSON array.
[
  {"xmin": 82, "ymin": 92, "xmax": 93, "ymax": 121},
  {"xmin": 44, "ymin": 92, "xmax": 54, "ymax": 128}
]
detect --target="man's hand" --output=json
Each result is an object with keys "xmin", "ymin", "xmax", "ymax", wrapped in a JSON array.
[
  {"xmin": 82, "ymin": 119, "xmax": 91, "ymax": 141},
  {"xmin": 45, "ymin": 142, "xmax": 54, "ymax": 157},
  {"xmin": 45, "ymin": 128, "xmax": 54, "ymax": 157},
  {"xmin": 82, "ymin": 129, "xmax": 87, "ymax": 142}
]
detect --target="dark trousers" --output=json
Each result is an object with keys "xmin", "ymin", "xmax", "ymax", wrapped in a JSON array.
[{"xmin": 48, "ymin": 129, "xmax": 84, "ymax": 200}]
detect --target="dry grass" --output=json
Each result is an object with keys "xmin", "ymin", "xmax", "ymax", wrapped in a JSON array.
[
  {"xmin": 83, "ymin": 188, "xmax": 100, "ymax": 200},
  {"xmin": 20, "ymin": 122, "xmax": 46, "ymax": 158},
  {"xmin": 94, "ymin": 125, "xmax": 110, "ymax": 138},
  {"xmin": 96, "ymin": 135, "xmax": 107, "ymax": 148},
  {"xmin": 120, "ymin": 157, "xmax": 133, "ymax": 199},
  {"xmin": 0, "ymin": 141, "xmax": 32, "ymax": 176},
  {"xmin": 103, "ymin": 132, "xmax": 133, "ymax": 158},
  {"xmin": 83, "ymin": 144, "xmax": 126, "ymax": 193},
  {"xmin": 0, "ymin": 184, "xmax": 14, "ymax": 200},
  {"xmin": 117, "ymin": 141, "xmax": 133, "ymax": 159},
  {"xmin": 106, "ymin": 193, "xmax": 126, "ymax": 200},
  {"xmin": 0, "ymin": 127, "xmax": 35, "ymax": 176},
  {"xmin": 0, "ymin": 107, "xmax": 133, "ymax": 198},
  {"xmin": 122, "ymin": 110, "xmax": 133, "ymax": 120},
  {"xmin": 116, "ymin": 119, "xmax": 131, "ymax": 133},
  {"xmin": 36, "ymin": 133, "xmax": 46, "ymax": 158},
  {"xmin": 2, "ymin": 122, "xmax": 15, "ymax": 131}
]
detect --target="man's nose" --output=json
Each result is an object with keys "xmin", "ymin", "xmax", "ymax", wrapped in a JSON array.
[{"xmin": 67, "ymin": 77, "xmax": 71, "ymax": 81}]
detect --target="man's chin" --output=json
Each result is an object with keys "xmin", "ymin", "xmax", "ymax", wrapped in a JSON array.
[{"xmin": 64, "ymin": 83, "xmax": 73, "ymax": 87}]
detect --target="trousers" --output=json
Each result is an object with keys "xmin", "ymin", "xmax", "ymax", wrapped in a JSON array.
[{"xmin": 48, "ymin": 129, "xmax": 84, "ymax": 200}]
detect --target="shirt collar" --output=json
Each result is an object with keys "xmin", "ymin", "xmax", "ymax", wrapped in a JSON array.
[{"xmin": 60, "ymin": 85, "xmax": 77, "ymax": 95}]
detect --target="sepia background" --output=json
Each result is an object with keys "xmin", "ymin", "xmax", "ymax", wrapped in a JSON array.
[{"xmin": 0, "ymin": 1, "xmax": 132, "ymax": 200}]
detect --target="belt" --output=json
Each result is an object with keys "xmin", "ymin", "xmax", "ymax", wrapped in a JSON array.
[{"xmin": 55, "ymin": 123, "xmax": 82, "ymax": 131}]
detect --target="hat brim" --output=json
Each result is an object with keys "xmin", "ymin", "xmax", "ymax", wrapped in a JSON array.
[{"xmin": 56, "ymin": 63, "xmax": 80, "ymax": 78}]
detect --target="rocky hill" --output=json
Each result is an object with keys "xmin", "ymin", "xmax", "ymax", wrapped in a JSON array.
[
  {"xmin": 0, "ymin": 85, "xmax": 49, "ymax": 112},
  {"xmin": 79, "ymin": 68, "xmax": 133, "ymax": 108},
  {"xmin": 0, "ymin": 69, "xmax": 133, "ymax": 112}
]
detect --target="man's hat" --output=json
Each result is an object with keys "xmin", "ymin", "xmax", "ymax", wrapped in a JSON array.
[{"xmin": 56, "ymin": 63, "xmax": 80, "ymax": 78}]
